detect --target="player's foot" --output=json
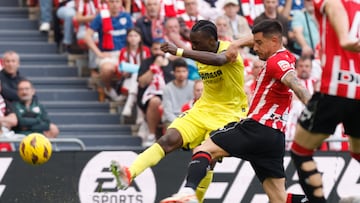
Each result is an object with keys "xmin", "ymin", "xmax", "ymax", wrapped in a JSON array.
[
  {"xmin": 110, "ymin": 160, "xmax": 131, "ymax": 190},
  {"xmin": 339, "ymin": 196, "xmax": 360, "ymax": 203},
  {"xmin": 160, "ymin": 192, "xmax": 198, "ymax": 203}
]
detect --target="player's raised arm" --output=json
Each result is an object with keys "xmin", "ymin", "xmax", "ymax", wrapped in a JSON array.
[
  {"xmin": 160, "ymin": 42, "xmax": 228, "ymax": 66},
  {"xmin": 226, "ymin": 34, "xmax": 254, "ymax": 63}
]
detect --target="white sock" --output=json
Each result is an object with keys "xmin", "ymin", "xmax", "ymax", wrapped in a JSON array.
[{"xmin": 178, "ymin": 187, "xmax": 195, "ymax": 195}]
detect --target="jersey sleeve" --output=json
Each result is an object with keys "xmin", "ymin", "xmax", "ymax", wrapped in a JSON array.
[
  {"xmin": 268, "ymin": 57, "xmax": 294, "ymax": 80},
  {"xmin": 89, "ymin": 14, "xmax": 102, "ymax": 32}
]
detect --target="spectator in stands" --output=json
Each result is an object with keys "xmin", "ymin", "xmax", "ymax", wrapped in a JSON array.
[
  {"xmin": 162, "ymin": 58, "xmax": 193, "ymax": 127},
  {"xmin": 164, "ymin": 18, "xmax": 191, "ymax": 49},
  {"xmin": 12, "ymin": 79, "xmax": 59, "ymax": 138},
  {"xmin": 178, "ymin": 0, "xmax": 204, "ymax": 41},
  {"xmin": 39, "ymin": 0, "xmax": 53, "ymax": 32},
  {"xmin": 254, "ymin": 0, "xmax": 290, "ymax": 46},
  {"xmin": 221, "ymin": 0, "xmax": 252, "ymax": 40},
  {"xmin": 84, "ymin": 0, "xmax": 133, "ymax": 101},
  {"xmin": 0, "ymin": 82, "xmax": 18, "ymax": 137},
  {"xmin": 119, "ymin": 28, "xmax": 151, "ymax": 119},
  {"xmin": 0, "ymin": 51, "xmax": 26, "ymax": 102},
  {"xmin": 291, "ymin": 0, "xmax": 319, "ymax": 57},
  {"xmin": 135, "ymin": 0, "xmax": 165, "ymax": 47},
  {"xmin": 74, "ymin": 0, "xmax": 105, "ymax": 86},
  {"xmin": 56, "ymin": 0, "xmax": 76, "ymax": 53},
  {"xmin": 285, "ymin": 56, "xmax": 316, "ymax": 150},
  {"xmin": 214, "ymin": 16, "xmax": 232, "ymax": 42},
  {"xmin": 239, "ymin": 0, "xmax": 264, "ymax": 27},
  {"xmin": 279, "ymin": 0, "xmax": 303, "ymax": 18},
  {"xmin": 181, "ymin": 79, "xmax": 203, "ymax": 112},
  {"xmin": 137, "ymin": 39, "xmax": 175, "ymax": 146},
  {"xmin": 0, "ymin": 82, "xmax": 19, "ymax": 152},
  {"xmin": 197, "ymin": 0, "xmax": 223, "ymax": 22},
  {"xmin": 244, "ymin": 59, "xmax": 263, "ymax": 103}
]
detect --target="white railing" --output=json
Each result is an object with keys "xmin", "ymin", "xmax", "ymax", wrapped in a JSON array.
[
  {"xmin": 0, "ymin": 138, "xmax": 86, "ymax": 151},
  {"xmin": 286, "ymin": 137, "xmax": 349, "ymax": 143}
]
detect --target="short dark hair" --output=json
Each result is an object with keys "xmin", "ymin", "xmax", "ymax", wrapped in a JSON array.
[
  {"xmin": 252, "ymin": 19, "xmax": 283, "ymax": 38},
  {"xmin": 191, "ymin": 20, "xmax": 218, "ymax": 41},
  {"xmin": 172, "ymin": 58, "xmax": 188, "ymax": 71}
]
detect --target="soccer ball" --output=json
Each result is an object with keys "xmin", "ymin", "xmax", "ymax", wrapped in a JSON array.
[{"xmin": 19, "ymin": 133, "xmax": 52, "ymax": 165}]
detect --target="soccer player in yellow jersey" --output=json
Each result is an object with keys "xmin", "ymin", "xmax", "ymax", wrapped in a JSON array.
[{"xmin": 110, "ymin": 20, "xmax": 248, "ymax": 202}]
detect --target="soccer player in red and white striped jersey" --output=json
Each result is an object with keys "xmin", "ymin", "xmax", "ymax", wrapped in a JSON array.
[
  {"xmin": 291, "ymin": 0, "xmax": 360, "ymax": 202},
  {"xmin": 160, "ymin": 19, "xmax": 312, "ymax": 203}
]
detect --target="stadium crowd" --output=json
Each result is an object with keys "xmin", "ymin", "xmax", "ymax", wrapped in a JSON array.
[{"xmin": 0, "ymin": 0, "xmax": 349, "ymax": 150}]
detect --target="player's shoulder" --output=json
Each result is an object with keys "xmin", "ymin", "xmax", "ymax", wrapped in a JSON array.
[
  {"xmin": 267, "ymin": 49, "xmax": 296, "ymax": 69},
  {"xmin": 218, "ymin": 40, "xmax": 231, "ymax": 52}
]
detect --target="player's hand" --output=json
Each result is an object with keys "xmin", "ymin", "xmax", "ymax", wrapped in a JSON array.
[
  {"xmin": 340, "ymin": 38, "xmax": 360, "ymax": 52},
  {"xmin": 160, "ymin": 42, "xmax": 177, "ymax": 56},
  {"xmin": 226, "ymin": 43, "xmax": 239, "ymax": 63}
]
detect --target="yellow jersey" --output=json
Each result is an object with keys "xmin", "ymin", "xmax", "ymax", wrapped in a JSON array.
[{"xmin": 193, "ymin": 40, "xmax": 248, "ymax": 118}]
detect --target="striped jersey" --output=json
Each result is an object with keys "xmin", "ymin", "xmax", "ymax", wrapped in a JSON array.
[
  {"xmin": 248, "ymin": 49, "xmax": 296, "ymax": 132},
  {"xmin": 314, "ymin": 0, "xmax": 360, "ymax": 99}
]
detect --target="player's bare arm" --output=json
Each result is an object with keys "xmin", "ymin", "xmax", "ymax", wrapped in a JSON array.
[
  {"xmin": 160, "ymin": 42, "xmax": 228, "ymax": 66},
  {"xmin": 325, "ymin": 0, "xmax": 360, "ymax": 52},
  {"xmin": 282, "ymin": 71, "xmax": 311, "ymax": 105},
  {"xmin": 226, "ymin": 34, "xmax": 254, "ymax": 62}
]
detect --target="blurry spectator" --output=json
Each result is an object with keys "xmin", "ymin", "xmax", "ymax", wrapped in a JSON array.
[
  {"xmin": 74, "ymin": 0, "xmax": 105, "ymax": 84},
  {"xmin": 178, "ymin": 0, "xmax": 204, "ymax": 40},
  {"xmin": 291, "ymin": 0, "xmax": 319, "ymax": 58},
  {"xmin": 162, "ymin": 58, "xmax": 193, "ymax": 126},
  {"xmin": 244, "ymin": 59, "xmax": 263, "ymax": 102},
  {"xmin": 279, "ymin": 0, "xmax": 303, "ymax": 18},
  {"xmin": 162, "ymin": 0, "xmax": 185, "ymax": 17},
  {"xmin": 135, "ymin": 0, "xmax": 165, "ymax": 47},
  {"xmin": 0, "ymin": 82, "xmax": 19, "ymax": 151},
  {"xmin": 0, "ymin": 51, "xmax": 26, "ymax": 102},
  {"xmin": 85, "ymin": 0, "xmax": 133, "ymax": 101},
  {"xmin": 0, "ymin": 82, "xmax": 18, "ymax": 136},
  {"xmin": 215, "ymin": 16, "xmax": 232, "ymax": 41},
  {"xmin": 181, "ymin": 79, "xmax": 203, "ymax": 112},
  {"xmin": 119, "ymin": 28, "xmax": 151, "ymax": 118},
  {"xmin": 164, "ymin": 18, "xmax": 191, "ymax": 49},
  {"xmin": 254, "ymin": 0, "xmax": 290, "ymax": 46},
  {"xmin": 285, "ymin": 56, "xmax": 316, "ymax": 149},
  {"xmin": 240, "ymin": 0, "xmax": 264, "ymax": 27},
  {"xmin": 12, "ymin": 80, "xmax": 59, "ymax": 138},
  {"xmin": 137, "ymin": 40, "xmax": 175, "ymax": 146},
  {"xmin": 56, "ymin": 0, "xmax": 76, "ymax": 53},
  {"xmin": 222, "ymin": 0, "xmax": 252, "ymax": 40},
  {"xmin": 130, "ymin": 0, "xmax": 146, "ymax": 21},
  {"xmin": 197, "ymin": 0, "xmax": 223, "ymax": 22},
  {"xmin": 39, "ymin": 0, "xmax": 53, "ymax": 32}
]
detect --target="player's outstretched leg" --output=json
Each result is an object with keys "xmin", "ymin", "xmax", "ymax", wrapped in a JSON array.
[{"xmin": 110, "ymin": 160, "xmax": 132, "ymax": 190}]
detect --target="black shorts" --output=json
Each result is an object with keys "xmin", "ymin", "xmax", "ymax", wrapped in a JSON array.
[
  {"xmin": 211, "ymin": 118, "xmax": 285, "ymax": 182},
  {"xmin": 137, "ymin": 95, "xmax": 162, "ymax": 113},
  {"xmin": 298, "ymin": 93, "xmax": 360, "ymax": 138}
]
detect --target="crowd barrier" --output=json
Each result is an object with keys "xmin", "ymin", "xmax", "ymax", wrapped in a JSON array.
[{"xmin": 0, "ymin": 150, "xmax": 358, "ymax": 203}]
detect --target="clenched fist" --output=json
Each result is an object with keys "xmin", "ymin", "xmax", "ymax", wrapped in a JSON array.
[{"xmin": 160, "ymin": 42, "xmax": 178, "ymax": 56}]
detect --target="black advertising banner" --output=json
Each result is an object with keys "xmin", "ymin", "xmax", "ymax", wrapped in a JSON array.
[{"xmin": 0, "ymin": 151, "xmax": 359, "ymax": 203}]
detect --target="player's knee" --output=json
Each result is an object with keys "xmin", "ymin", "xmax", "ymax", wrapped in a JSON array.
[
  {"xmin": 350, "ymin": 152, "xmax": 360, "ymax": 162},
  {"xmin": 158, "ymin": 129, "xmax": 183, "ymax": 153}
]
